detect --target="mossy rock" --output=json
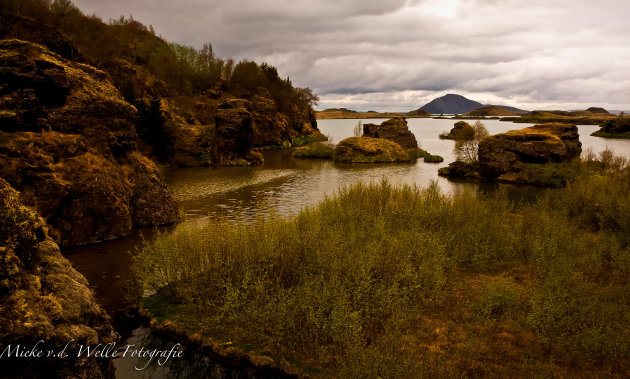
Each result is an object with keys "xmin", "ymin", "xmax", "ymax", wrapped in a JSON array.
[
  {"xmin": 423, "ymin": 154, "xmax": 444, "ymax": 163},
  {"xmin": 406, "ymin": 148, "xmax": 429, "ymax": 159},
  {"xmin": 334, "ymin": 137, "xmax": 410, "ymax": 163}
]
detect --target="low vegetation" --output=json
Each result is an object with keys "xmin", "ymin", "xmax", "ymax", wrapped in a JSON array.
[
  {"xmin": 292, "ymin": 141, "xmax": 334, "ymax": 159},
  {"xmin": 135, "ymin": 152, "xmax": 630, "ymax": 377},
  {"xmin": 423, "ymin": 154, "xmax": 444, "ymax": 163}
]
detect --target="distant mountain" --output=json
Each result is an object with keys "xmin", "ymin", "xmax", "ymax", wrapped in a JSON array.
[{"xmin": 418, "ymin": 94, "xmax": 483, "ymax": 114}]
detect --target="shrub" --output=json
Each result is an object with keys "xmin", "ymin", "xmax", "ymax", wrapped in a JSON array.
[{"xmin": 473, "ymin": 277, "xmax": 520, "ymax": 320}]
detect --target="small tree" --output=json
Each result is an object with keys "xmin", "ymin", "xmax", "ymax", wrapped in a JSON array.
[
  {"xmin": 354, "ymin": 121, "xmax": 363, "ymax": 137},
  {"xmin": 454, "ymin": 120, "xmax": 489, "ymax": 163}
]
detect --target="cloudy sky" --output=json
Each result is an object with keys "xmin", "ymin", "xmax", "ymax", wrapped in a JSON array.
[{"xmin": 73, "ymin": 0, "xmax": 629, "ymax": 111}]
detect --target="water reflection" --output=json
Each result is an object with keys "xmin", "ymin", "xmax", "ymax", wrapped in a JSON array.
[{"xmin": 63, "ymin": 118, "xmax": 630, "ymax": 378}]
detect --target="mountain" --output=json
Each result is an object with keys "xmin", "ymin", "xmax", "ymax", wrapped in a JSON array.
[{"xmin": 418, "ymin": 94, "xmax": 483, "ymax": 114}]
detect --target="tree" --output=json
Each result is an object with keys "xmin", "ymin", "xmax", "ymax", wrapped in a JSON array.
[
  {"xmin": 454, "ymin": 120, "xmax": 489, "ymax": 163},
  {"xmin": 354, "ymin": 121, "xmax": 363, "ymax": 137}
]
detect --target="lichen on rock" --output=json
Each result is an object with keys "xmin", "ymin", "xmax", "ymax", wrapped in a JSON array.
[{"xmin": 0, "ymin": 39, "xmax": 180, "ymax": 245}]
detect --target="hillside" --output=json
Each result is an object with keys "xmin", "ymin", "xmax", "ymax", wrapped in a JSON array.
[
  {"xmin": 417, "ymin": 94, "xmax": 483, "ymax": 114},
  {"xmin": 0, "ymin": 1, "xmax": 322, "ymax": 167},
  {"xmin": 465, "ymin": 105, "xmax": 516, "ymax": 117},
  {"xmin": 316, "ymin": 109, "xmax": 429, "ymax": 119}
]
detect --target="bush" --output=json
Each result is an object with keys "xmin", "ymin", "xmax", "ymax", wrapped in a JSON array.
[
  {"xmin": 473, "ymin": 277, "xmax": 520, "ymax": 320},
  {"xmin": 135, "ymin": 154, "xmax": 630, "ymax": 375}
]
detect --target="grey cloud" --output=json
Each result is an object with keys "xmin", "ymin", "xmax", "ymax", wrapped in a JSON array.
[{"xmin": 72, "ymin": 0, "xmax": 630, "ymax": 110}]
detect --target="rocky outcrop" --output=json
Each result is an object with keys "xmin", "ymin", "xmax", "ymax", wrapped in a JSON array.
[
  {"xmin": 0, "ymin": 178, "xmax": 116, "ymax": 378},
  {"xmin": 212, "ymin": 99, "xmax": 262, "ymax": 165},
  {"xmin": 440, "ymin": 121, "xmax": 474, "ymax": 140},
  {"xmin": 0, "ymin": 39, "xmax": 180, "ymax": 245},
  {"xmin": 334, "ymin": 137, "xmax": 410, "ymax": 163},
  {"xmin": 362, "ymin": 118, "xmax": 418, "ymax": 149},
  {"xmin": 477, "ymin": 123, "xmax": 581, "ymax": 185},
  {"xmin": 593, "ymin": 117, "xmax": 630, "ymax": 136},
  {"xmin": 250, "ymin": 94, "xmax": 291, "ymax": 147}
]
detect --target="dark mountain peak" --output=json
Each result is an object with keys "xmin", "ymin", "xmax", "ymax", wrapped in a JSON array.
[{"xmin": 418, "ymin": 94, "xmax": 483, "ymax": 114}]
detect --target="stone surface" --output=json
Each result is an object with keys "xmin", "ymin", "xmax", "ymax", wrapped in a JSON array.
[
  {"xmin": 0, "ymin": 178, "xmax": 116, "ymax": 378},
  {"xmin": 0, "ymin": 39, "xmax": 180, "ymax": 246},
  {"xmin": 334, "ymin": 137, "xmax": 410, "ymax": 163},
  {"xmin": 362, "ymin": 118, "xmax": 418, "ymax": 149},
  {"xmin": 212, "ymin": 99, "xmax": 262, "ymax": 165},
  {"xmin": 478, "ymin": 123, "xmax": 582, "ymax": 179}
]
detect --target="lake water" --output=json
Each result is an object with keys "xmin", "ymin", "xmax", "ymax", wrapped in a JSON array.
[
  {"xmin": 63, "ymin": 118, "xmax": 630, "ymax": 377},
  {"xmin": 164, "ymin": 119, "xmax": 630, "ymax": 223}
]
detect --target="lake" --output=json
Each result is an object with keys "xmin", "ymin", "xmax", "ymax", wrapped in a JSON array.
[{"xmin": 63, "ymin": 118, "xmax": 630, "ymax": 377}]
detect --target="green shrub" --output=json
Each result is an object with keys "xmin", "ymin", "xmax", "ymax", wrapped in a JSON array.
[
  {"xmin": 135, "ymin": 154, "xmax": 630, "ymax": 375},
  {"xmin": 473, "ymin": 277, "xmax": 520, "ymax": 320}
]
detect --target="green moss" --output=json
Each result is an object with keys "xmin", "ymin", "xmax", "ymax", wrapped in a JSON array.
[
  {"xmin": 334, "ymin": 137, "xmax": 410, "ymax": 163},
  {"xmin": 423, "ymin": 154, "xmax": 444, "ymax": 163},
  {"xmin": 406, "ymin": 148, "xmax": 428, "ymax": 159}
]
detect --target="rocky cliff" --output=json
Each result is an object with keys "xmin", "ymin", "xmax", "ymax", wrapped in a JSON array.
[
  {"xmin": 0, "ymin": 39, "xmax": 180, "ymax": 246},
  {"xmin": 362, "ymin": 118, "xmax": 418, "ymax": 149},
  {"xmin": 0, "ymin": 178, "xmax": 116, "ymax": 378}
]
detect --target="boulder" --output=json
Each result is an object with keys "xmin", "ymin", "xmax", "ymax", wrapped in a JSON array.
[
  {"xmin": 334, "ymin": 137, "xmax": 410, "ymax": 163},
  {"xmin": 362, "ymin": 118, "xmax": 418, "ymax": 149},
  {"xmin": 0, "ymin": 178, "xmax": 116, "ymax": 377},
  {"xmin": 440, "ymin": 121, "xmax": 474, "ymax": 140},
  {"xmin": 478, "ymin": 123, "xmax": 581, "ymax": 180},
  {"xmin": 0, "ymin": 39, "xmax": 180, "ymax": 246}
]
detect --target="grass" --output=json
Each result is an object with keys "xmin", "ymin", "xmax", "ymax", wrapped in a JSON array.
[
  {"xmin": 591, "ymin": 130, "xmax": 630, "ymax": 139},
  {"xmin": 292, "ymin": 141, "xmax": 334, "ymax": 159},
  {"xmin": 292, "ymin": 133, "xmax": 329, "ymax": 147},
  {"xmin": 134, "ymin": 154, "xmax": 630, "ymax": 377}
]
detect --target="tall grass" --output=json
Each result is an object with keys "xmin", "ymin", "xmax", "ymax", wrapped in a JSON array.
[{"xmin": 134, "ymin": 154, "xmax": 630, "ymax": 376}]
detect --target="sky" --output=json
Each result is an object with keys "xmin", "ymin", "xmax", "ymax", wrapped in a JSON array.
[{"xmin": 72, "ymin": 0, "xmax": 630, "ymax": 112}]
